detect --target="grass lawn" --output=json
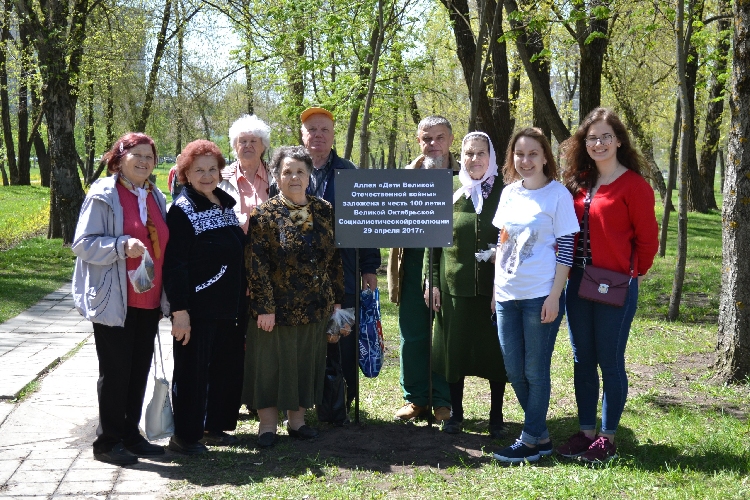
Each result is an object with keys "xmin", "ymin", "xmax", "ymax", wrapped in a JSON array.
[
  {"xmin": 163, "ymin": 199, "xmax": 749, "ymax": 499},
  {"xmin": 1, "ymin": 180, "xmax": 747, "ymax": 498}
]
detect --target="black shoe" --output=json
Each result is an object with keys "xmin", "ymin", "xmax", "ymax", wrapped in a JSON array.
[
  {"xmin": 258, "ymin": 432, "xmax": 277, "ymax": 448},
  {"xmin": 441, "ymin": 418, "xmax": 463, "ymax": 434},
  {"xmin": 125, "ymin": 439, "xmax": 165, "ymax": 457},
  {"xmin": 200, "ymin": 431, "xmax": 239, "ymax": 447},
  {"xmin": 168, "ymin": 435, "xmax": 208, "ymax": 455},
  {"xmin": 93, "ymin": 443, "xmax": 138, "ymax": 466},
  {"xmin": 489, "ymin": 421, "xmax": 509, "ymax": 439},
  {"xmin": 287, "ymin": 424, "xmax": 319, "ymax": 439}
]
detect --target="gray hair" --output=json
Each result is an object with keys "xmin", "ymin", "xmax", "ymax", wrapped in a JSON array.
[
  {"xmin": 228, "ymin": 114, "xmax": 271, "ymax": 157},
  {"xmin": 417, "ymin": 115, "xmax": 453, "ymax": 134},
  {"xmin": 268, "ymin": 146, "xmax": 313, "ymax": 182}
]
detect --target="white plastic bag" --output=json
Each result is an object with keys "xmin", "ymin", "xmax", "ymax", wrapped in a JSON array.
[
  {"xmin": 128, "ymin": 248, "xmax": 155, "ymax": 293},
  {"xmin": 326, "ymin": 307, "xmax": 355, "ymax": 343},
  {"xmin": 475, "ymin": 244, "xmax": 497, "ymax": 262},
  {"xmin": 143, "ymin": 332, "xmax": 174, "ymax": 440}
]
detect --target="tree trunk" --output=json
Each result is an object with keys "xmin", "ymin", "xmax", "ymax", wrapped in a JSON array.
[
  {"xmin": 668, "ymin": 0, "xmax": 693, "ymax": 321},
  {"xmin": 719, "ymin": 148, "xmax": 725, "ymax": 193},
  {"xmin": 31, "ymin": 81, "xmax": 50, "ymax": 187},
  {"xmin": 698, "ymin": 5, "xmax": 731, "ymax": 211},
  {"xmin": 0, "ymin": 0, "xmax": 18, "ymax": 185},
  {"xmin": 685, "ymin": 0, "xmax": 709, "ymax": 213},
  {"xmin": 0, "ymin": 157, "xmax": 7, "ymax": 185},
  {"xmin": 344, "ymin": 23, "xmax": 379, "ymax": 161},
  {"xmin": 359, "ymin": 0, "xmax": 386, "ymax": 170},
  {"xmin": 83, "ymin": 79, "xmax": 95, "ymax": 185},
  {"xmin": 716, "ymin": 0, "xmax": 750, "ymax": 382},
  {"xmin": 134, "ymin": 0, "xmax": 172, "ymax": 132},
  {"xmin": 15, "ymin": 15, "xmax": 32, "ymax": 185},
  {"xmin": 576, "ymin": 13, "xmax": 609, "ymax": 121},
  {"xmin": 175, "ymin": 0, "xmax": 184, "ymax": 154},
  {"xmin": 18, "ymin": 0, "xmax": 89, "ymax": 243},
  {"xmin": 441, "ymin": 0, "xmax": 513, "ymax": 157},
  {"xmin": 659, "ymin": 99, "xmax": 681, "ymax": 257},
  {"xmin": 504, "ymin": 0, "xmax": 569, "ymax": 144},
  {"xmin": 387, "ymin": 111, "xmax": 397, "ymax": 169}
]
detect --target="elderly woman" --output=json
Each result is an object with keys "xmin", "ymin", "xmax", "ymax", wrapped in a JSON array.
[
  {"xmin": 219, "ymin": 114, "xmax": 272, "ymax": 233},
  {"xmin": 163, "ymin": 140, "xmax": 247, "ymax": 455},
  {"xmin": 72, "ymin": 133, "xmax": 169, "ymax": 466},
  {"xmin": 243, "ymin": 146, "xmax": 344, "ymax": 448},
  {"xmin": 424, "ymin": 132, "xmax": 507, "ymax": 438}
]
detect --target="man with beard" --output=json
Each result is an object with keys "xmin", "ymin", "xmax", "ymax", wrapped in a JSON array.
[{"xmin": 387, "ymin": 116, "xmax": 459, "ymax": 424}]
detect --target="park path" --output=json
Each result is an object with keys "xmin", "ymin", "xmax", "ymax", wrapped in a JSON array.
[{"xmin": 0, "ymin": 283, "xmax": 183, "ymax": 499}]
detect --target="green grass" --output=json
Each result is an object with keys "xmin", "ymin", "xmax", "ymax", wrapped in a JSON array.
[
  {"xmin": 0, "ymin": 185, "xmax": 50, "ymax": 249},
  {"xmin": 0, "ymin": 236, "xmax": 75, "ymax": 323}
]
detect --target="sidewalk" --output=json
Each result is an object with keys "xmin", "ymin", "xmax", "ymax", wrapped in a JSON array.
[{"xmin": 0, "ymin": 283, "xmax": 181, "ymax": 498}]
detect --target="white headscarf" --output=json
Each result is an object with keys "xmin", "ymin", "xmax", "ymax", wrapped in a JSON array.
[{"xmin": 453, "ymin": 131, "xmax": 498, "ymax": 214}]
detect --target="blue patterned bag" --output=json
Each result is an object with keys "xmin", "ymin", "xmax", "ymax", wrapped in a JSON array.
[{"xmin": 359, "ymin": 288, "xmax": 385, "ymax": 378}]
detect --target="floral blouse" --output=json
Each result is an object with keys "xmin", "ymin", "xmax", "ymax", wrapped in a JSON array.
[{"xmin": 246, "ymin": 195, "xmax": 345, "ymax": 325}]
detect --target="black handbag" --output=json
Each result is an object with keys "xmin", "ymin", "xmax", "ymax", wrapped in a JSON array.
[
  {"xmin": 577, "ymin": 192, "xmax": 633, "ymax": 307},
  {"xmin": 316, "ymin": 344, "xmax": 348, "ymax": 425}
]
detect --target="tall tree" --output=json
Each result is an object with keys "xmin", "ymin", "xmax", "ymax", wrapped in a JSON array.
[
  {"xmin": 15, "ymin": 0, "xmax": 92, "ymax": 243},
  {"xmin": 668, "ymin": 0, "xmax": 695, "ymax": 320},
  {"xmin": 716, "ymin": 0, "xmax": 750, "ymax": 381},
  {"xmin": 698, "ymin": 1, "xmax": 732, "ymax": 211}
]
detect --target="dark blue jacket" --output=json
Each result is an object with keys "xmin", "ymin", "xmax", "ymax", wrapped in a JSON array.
[{"xmin": 270, "ymin": 149, "xmax": 381, "ymax": 297}]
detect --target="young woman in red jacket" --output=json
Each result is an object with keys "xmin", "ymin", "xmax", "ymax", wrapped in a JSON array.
[{"xmin": 557, "ymin": 108, "xmax": 659, "ymax": 463}]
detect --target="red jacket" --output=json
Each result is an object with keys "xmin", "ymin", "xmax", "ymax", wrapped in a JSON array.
[{"xmin": 574, "ymin": 169, "xmax": 659, "ymax": 276}]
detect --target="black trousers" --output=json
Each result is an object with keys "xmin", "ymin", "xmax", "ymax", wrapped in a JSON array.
[
  {"xmin": 92, "ymin": 307, "xmax": 160, "ymax": 453},
  {"xmin": 172, "ymin": 317, "xmax": 245, "ymax": 443},
  {"xmin": 449, "ymin": 377, "xmax": 506, "ymax": 423}
]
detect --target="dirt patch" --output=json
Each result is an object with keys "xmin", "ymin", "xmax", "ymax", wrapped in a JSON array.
[{"xmin": 628, "ymin": 350, "xmax": 748, "ymax": 421}]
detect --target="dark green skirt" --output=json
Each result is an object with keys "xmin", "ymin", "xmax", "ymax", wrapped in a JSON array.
[
  {"xmin": 242, "ymin": 319, "xmax": 327, "ymax": 410},
  {"xmin": 433, "ymin": 292, "xmax": 506, "ymax": 384}
]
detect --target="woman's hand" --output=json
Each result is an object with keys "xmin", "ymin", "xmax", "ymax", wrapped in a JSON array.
[
  {"xmin": 540, "ymin": 294, "xmax": 560, "ymax": 324},
  {"xmin": 258, "ymin": 313, "xmax": 275, "ymax": 332},
  {"xmin": 171, "ymin": 310, "xmax": 191, "ymax": 345},
  {"xmin": 124, "ymin": 238, "xmax": 147, "ymax": 258},
  {"xmin": 424, "ymin": 286, "xmax": 441, "ymax": 311}
]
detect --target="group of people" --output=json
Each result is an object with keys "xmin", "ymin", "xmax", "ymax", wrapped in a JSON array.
[
  {"xmin": 71, "ymin": 104, "xmax": 657, "ymax": 467},
  {"xmin": 388, "ymin": 110, "xmax": 657, "ymax": 464}
]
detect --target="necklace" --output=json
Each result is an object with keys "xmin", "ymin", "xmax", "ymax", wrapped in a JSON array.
[{"xmin": 593, "ymin": 164, "xmax": 621, "ymax": 195}]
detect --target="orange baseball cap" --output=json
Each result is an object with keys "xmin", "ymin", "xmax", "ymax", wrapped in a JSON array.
[{"xmin": 300, "ymin": 106, "xmax": 334, "ymax": 123}]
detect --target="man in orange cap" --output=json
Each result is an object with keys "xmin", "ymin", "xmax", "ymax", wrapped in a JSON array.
[{"xmin": 297, "ymin": 106, "xmax": 381, "ymax": 420}]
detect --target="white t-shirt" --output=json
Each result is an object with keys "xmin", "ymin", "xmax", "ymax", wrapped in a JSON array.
[{"xmin": 492, "ymin": 179, "xmax": 579, "ymax": 301}]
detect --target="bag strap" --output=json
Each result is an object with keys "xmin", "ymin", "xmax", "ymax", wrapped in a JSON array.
[
  {"xmin": 153, "ymin": 330, "xmax": 167, "ymax": 380},
  {"xmin": 583, "ymin": 192, "xmax": 636, "ymax": 277}
]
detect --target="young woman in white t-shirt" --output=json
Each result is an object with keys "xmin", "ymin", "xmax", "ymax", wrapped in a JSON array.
[{"xmin": 491, "ymin": 128, "xmax": 579, "ymax": 463}]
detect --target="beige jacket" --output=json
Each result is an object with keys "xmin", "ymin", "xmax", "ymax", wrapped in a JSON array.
[{"xmin": 387, "ymin": 154, "xmax": 460, "ymax": 304}]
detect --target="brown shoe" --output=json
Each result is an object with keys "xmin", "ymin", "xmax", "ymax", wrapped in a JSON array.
[
  {"xmin": 394, "ymin": 403, "xmax": 428, "ymax": 421},
  {"xmin": 433, "ymin": 406, "xmax": 452, "ymax": 422}
]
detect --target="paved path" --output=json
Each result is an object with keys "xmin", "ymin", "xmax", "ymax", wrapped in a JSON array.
[{"xmin": 0, "ymin": 283, "xmax": 184, "ymax": 499}]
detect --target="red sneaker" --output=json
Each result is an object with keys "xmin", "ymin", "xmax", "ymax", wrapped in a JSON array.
[
  {"xmin": 579, "ymin": 436, "xmax": 618, "ymax": 463},
  {"xmin": 556, "ymin": 431, "xmax": 596, "ymax": 458}
]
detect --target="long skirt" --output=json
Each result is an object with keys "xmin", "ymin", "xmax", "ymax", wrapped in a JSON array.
[
  {"xmin": 433, "ymin": 292, "xmax": 506, "ymax": 384},
  {"xmin": 242, "ymin": 319, "xmax": 327, "ymax": 410}
]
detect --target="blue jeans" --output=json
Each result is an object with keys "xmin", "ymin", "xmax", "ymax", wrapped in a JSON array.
[
  {"xmin": 496, "ymin": 294, "xmax": 563, "ymax": 445},
  {"xmin": 565, "ymin": 267, "xmax": 639, "ymax": 435}
]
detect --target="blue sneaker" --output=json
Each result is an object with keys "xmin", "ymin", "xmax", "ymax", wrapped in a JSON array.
[
  {"xmin": 538, "ymin": 440, "xmax": 553, "ymax": 456},
  {"xmin": 493, "ymin": 440, "xmax": 541, "ymax": 463}
]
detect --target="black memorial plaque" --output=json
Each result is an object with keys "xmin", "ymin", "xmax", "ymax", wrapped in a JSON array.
[{"xmin": 335, "ymin": 168, "xmax": 453, "ymax": 248}]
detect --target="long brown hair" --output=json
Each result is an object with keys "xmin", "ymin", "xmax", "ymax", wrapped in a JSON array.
[
  {"xmin": 561, "ymin": 107, "xmax": 648, "ymax": 193},
  {"xmin": 502, "ymin": 127, "xmax": 558, "ymax": 185}
]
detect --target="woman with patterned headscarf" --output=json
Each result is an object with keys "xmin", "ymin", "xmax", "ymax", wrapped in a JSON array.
[{"xmin": 423, "ymin": 131, "xmax": 508, "ymax": 439}]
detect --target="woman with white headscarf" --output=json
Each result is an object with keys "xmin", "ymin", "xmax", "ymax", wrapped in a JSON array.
[{"xmin": 423, "ymin": 131, "xmax": 508, "ymax": 438}]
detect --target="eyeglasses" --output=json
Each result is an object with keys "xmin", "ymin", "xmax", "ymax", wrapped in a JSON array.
[
  {"xmin": 127, "ymin": 152, "xmax": 155, "ymax": 163},
  {"xmin": 585, "ymin": 134, "xmax": 614, "ymax": 147}
]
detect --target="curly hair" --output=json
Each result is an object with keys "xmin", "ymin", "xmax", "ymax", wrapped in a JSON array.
[
  {"xmin": 103, "ymin": 133, "xmax": 157, "ymax": 175},
  {"xmin": 268, "ymin": 146, "xmax": 313, "ymax": 182},
  {"xmin": 502, "ymin": 127, "xmax": 558, "ymax": 185},
  {"xmin": 176, "ymin": 140, "xmax": 226, "ymax": 184},
  {"xmin": 561, "ymin": 107, "xmax": 648, "ymax": 193}
]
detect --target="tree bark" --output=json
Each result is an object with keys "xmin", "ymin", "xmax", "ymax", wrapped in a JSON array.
[
  {"xmin": 698, "ymin": 3, "xmax": 731, "ymax": 211},
  {"xmin": 359, "ymin": 0, "xmax": 385, "ymax": 170},
  {"xmin": 344, "ymin": 22, "xmax": 379, "ymax": 161},
  {"xmin": 0, "ymin": 0, "xmax": 18, "ymax": 185},
  {"xmin": 716, "ymin": 0, "xmax": 750, "ymax": 381},
  {"xmin": 30, "ymin": 82, "xmax": 49, "ymax": 187},
  {"xmin": 15, "ymin": 14, "xmax": 32, "ymax": 185},
  {"xmin": 576, "ymin": 5, "xmax": 609, "ymax": 121},
  {"xmin": 685, "ymin": 0, "xmax": 709, "ymax": 213}
]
